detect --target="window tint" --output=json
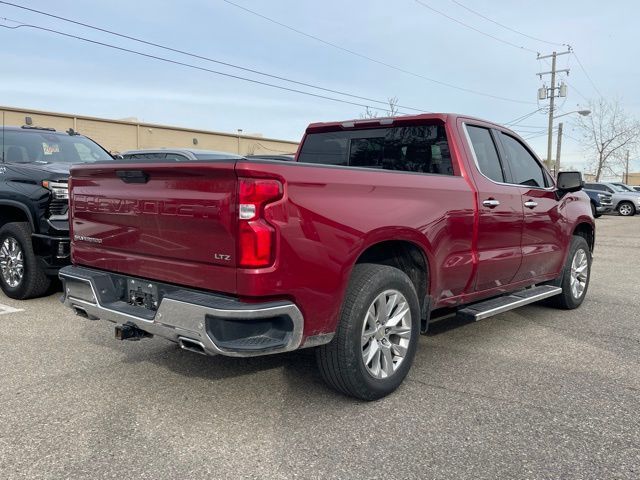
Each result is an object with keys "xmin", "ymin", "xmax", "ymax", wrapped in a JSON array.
[
  {"xmin": 124, "ymin": 153, "xmax": 167, "ymax": 160},
  {"xmin": 499, "ymin": 133, "xmax": 546, "ymax": 188},
  {"xmin": 466, "ymin": 126, "xmax": 504, "ymax": 183},
  {"xmin": 164, "ymin": 153, "xmax": 189, "ymax": 161},
  {"xmin": 1, "ymin": 130, "xmax": 112, "ymax": 164},
  {"xmin": 297, "ymin": 125, "xmax": 454, "ymax": 175}
]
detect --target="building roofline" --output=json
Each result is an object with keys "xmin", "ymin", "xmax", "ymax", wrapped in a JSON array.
[{"xmin": 0, "ymin": 104, "xmax": 299, "ymax": 145}]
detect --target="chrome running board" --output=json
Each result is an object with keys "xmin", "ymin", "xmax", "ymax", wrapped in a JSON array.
[{"xmin": 457, "ymin": 285, "xmax": 562, "ymax": 321}]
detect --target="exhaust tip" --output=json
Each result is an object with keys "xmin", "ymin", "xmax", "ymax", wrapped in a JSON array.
[
  {"xmin": 73, "ymin": 306, "xmax": 98, "ymax": 321},
  {"xmin": 178, "ymin": 337, "xmax": 207, "ymax": 355}
]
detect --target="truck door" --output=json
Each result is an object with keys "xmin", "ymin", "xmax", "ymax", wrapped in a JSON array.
[
  {"xmin": 495, "ymin": 132, "xmax": 565, "ymax": 281},
  {"xmin": 463, "ymin": 124, "xmax": 524, "ymax": 292}
]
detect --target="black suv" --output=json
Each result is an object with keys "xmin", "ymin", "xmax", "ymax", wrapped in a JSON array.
[{"xmin": 0, "ymin": 126, "xmax": 112, "ymax": 299}]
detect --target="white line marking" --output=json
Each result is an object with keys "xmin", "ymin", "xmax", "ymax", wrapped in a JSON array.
[{"xmin": 0, "ymin": 303, "xmax": 24, "ymax": 315}]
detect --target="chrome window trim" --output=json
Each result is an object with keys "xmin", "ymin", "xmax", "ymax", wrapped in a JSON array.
[{"xmin": 462, "ymin": 123, "xmax": 555, "ymax": 192}]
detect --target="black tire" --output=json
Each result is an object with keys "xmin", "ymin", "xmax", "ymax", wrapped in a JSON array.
[
  {"xmin": 617, "ymin": 201, "xmax": 635, "ymax": 217},
  {"xmin": 316, "ymin": 264, "xmax": 421, "ymax": 401},
  {"xmin": 546, "ymin": 236, "xmax": 591, "ymax": 310},
  {"xmin": 0, "ymin": 222, "xmax": 50, "ymax": 299},
  {"xmin": 590, "ymin": 202, "xmax": 601, "ymax": 218}
]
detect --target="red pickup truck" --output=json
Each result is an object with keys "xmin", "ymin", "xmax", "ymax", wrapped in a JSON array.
[{"xmin": 60, "ymin": 113, "xmax": 594, "ymax": 400}]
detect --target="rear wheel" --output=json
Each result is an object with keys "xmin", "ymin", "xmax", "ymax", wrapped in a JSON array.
[
  {"xmin": 0, "ymin": 222, "xmax": 50, "ymax": 299},
  {"xmin": 547, "ymin": 236, "xmax": 591, "ymax": 309},
  {"xmin": 316, "ymin": 264, "xmax": 421, "ymax": 400},
  {"xmin": 618, "ymin": 201, "xmax": 635, "ymax": 216}
]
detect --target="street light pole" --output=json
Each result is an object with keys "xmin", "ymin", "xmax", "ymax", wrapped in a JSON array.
[
  {"xmin": 555, "ymin": 122, "xmax": 563, "ymax": 175},
  {"xmin": 550, "ymin": 110, "xmax": 590, "ymax": 176}
]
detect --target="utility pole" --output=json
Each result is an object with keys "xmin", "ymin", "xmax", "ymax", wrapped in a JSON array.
[
  {"xmin": 537, "ymin": 49, "xmax": 571, "ymax": 169},
  {"xmin": 555, "ymin": 122, "xmax": 563, "ymax": 176},
  {"xmin": 625, "ymin": 150, "xmax": 630, "ymax": 184}
]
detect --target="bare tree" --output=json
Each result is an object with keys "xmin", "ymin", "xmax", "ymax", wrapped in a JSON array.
[
  {"xmin": 361, "ymin": 97, "xmax": 400, "ymax": 119},
  {"xmin": 575, "ymin": 98, "xmax": 640, "ymax": 181}
]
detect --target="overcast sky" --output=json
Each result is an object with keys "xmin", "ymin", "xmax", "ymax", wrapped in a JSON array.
[{"xmin": 1, "ymin": 0, "xmax": 638, "ymax": 172}]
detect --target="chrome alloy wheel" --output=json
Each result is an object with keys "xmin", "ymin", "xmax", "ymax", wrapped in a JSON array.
[
  {"xmin": 0, "ymin": 237, "xmax": 24, "ymax": 288},
  {"xmin": 619, "ymin": 203, "xmax": 633, "ymax": 216},
  {"xmin": 570, "ymin": 248, "xmax": 589, "ymax": 300},
  {"xmin": 361, "ymin": 289, "xmax": 412, "ymax": 379}
]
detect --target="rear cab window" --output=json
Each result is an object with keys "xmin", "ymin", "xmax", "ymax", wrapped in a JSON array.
[{"xmin": 297, "ymin": 124, "xmax": 454, "ymax": 175}]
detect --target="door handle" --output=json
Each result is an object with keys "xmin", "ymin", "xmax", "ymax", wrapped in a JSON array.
[
  {"xmin": 524, "ymin": 200, "xmax": 538, "ymax": 209},
  {"xmin": 482, "ymin": 199, "xmax": 500, "ymax": 208}
]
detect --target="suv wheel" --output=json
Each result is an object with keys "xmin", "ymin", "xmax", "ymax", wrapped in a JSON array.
[
  {"xmin": 0, "ymin": 222, "xmax": 50, "ymax": 299},
  {"xmin": 547, "ymin": 235, "xmax": 591, "ymax": 309},
  {"xmin": 590, "ymin": 202, "xmax": 602, "ymax": 218},
  {"xmin": 316, "ymin": 264, "xmax": 421, "ymax": 400},
  {"xmin": 618, "ymin": 201, "xmax": 635, "ymax": 216}
]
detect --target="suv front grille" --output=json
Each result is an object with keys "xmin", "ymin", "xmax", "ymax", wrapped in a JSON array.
[{"xmin": 48, "ymin": 199, "xmax": 69, "ymax": 217}]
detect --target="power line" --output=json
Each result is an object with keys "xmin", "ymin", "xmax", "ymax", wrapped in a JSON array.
[
  {"xmin": 448, "ymin": 0, "xmax": 566, "ymax": 48},
  {"xmin": 503, "ymin": 108, "xmax": 546, "ymax": 126},
  {"xmin": 0, "ymin": 20, "xmax": 412, "ymax": 115},
  {"xmin": 0, "ymin": 1, "xmax": 429, "ymax": 114},
  {"xmin": 413, "ymin": 0, "xmax": 538, "ymax": 54},
  {"xmin": 572, "ymin": 51, "xmax": 603, "ymax": 98},
  {"xmin": 221, "ymin": 0, "xmax": 535, "ymax": 105},
  {"xmin": 540, "ymin": 55, "xmax": 591, "ymax": 103}
]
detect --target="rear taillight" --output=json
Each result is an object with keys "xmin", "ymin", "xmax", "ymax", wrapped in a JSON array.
[{"xmin": 238, "ymin": 178, "xmax": 283, "ymax": 267}]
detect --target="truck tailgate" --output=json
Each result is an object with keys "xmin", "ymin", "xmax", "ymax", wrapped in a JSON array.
[{"xmin": 69, "ymin": 161, "xmax": 238, "ymax": 293}]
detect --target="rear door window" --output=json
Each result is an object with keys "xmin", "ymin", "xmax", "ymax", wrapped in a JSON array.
[
  {"xmin": 298, "ymin": 124, "xmax": 454, "ymax": 175},
  {"xmin": 465, "ymin": 125, "xmax": 505, "ymax": 183}
]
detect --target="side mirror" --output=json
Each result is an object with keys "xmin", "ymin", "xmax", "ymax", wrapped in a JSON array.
[{"xmin": 557, "ymin": 171, "xmax": 583, "ymax": 192}]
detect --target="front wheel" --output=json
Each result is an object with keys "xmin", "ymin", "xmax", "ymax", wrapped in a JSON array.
[
  {"xmin": 547, "ymin": 236, "xmax": 591, "ymax": 309},
  {"xmin": 316, "ymin": 264, "xmax": 421, "ymax": 400},
  {"xmin": 590, "ymin": 202, "xmax": 602, "ymax": 218},
  {"xmin": 0, "ymin": 222, "xmax": 50, "ymax": 299},
  {"xmin": 618, "ymin": 201, "xmax": 635, "ymax": 216}
]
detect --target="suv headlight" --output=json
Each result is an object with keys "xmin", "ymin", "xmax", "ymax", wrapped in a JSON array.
[
  {"xmin": 42, "ymin": 180, "xmax": 69, "ymax": 200},
  {"xmin": 597, "ymin": 193, "xmax": 606, "ymax": 199}
]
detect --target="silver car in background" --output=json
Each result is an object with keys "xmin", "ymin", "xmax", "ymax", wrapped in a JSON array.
[{"xmin": 584, "ymin": 182, "xmax": 640, "ymax": 216}]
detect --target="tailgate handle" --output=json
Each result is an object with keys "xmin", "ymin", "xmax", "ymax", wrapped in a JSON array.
[{"xmin": 116, "ymin": 170, "xmax": 149, "ymax": 184}]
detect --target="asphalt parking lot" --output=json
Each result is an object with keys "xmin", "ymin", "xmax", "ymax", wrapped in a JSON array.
[{"xmin": 1, "ymin": 215, "xmax": 638, "ymax": 479}]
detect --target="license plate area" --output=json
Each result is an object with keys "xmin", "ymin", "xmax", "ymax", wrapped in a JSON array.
[{"xmin": 127, "ymin": 279, "xmax": 159, "ymax": 311}]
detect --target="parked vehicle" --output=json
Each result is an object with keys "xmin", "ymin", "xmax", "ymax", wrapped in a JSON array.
[
  {"xmin": 632, "ymin": 186, "xmax": 640, "ymax": 192},
  {"xmin": 611, "ymin": 182, "xmax": 640, "ymax": 195},
  {"xmin": 59, "ymin": 113, "xmax": 594, "ymax": 400},
  {"xmin": 582, "ymin": 189, "xmax": 613, "ymax": 217},
  {"xmin": 122, "ymin": 148, "xmax": 240, "ymax": 161},
  {"xmin": 245, "ymin": 154, "xmax": 295, "ymax": 161},
  {"xmin": 0, "ymin": 125, "xmax": 113, "ymax": 299},
  {"xmin": 583, "ymin": 182, "xmax": 640, "ymax": 216},
  {"xmin": 122, "ymin": 149, "xmax": 295, "ymax": 162}
]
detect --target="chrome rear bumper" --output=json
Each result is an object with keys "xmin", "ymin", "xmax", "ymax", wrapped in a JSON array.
[{"xmin": 59, "ymin": 265, "xmax": 305, "ymax": 357}]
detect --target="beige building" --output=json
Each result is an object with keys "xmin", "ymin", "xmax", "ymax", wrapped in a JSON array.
[
  {"xmin": 625, "ymin": 172, "xmax": 640, "ymax": 186},
  {"xmin": 1, "ymin": 105, "xmax": 299, "ymax": 156}
]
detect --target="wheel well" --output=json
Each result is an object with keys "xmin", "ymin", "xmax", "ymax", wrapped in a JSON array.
[
  {"xmin": 0, "ymin": 206, "xmax": 31, "ymax": 230},
  {"xmin": 573, "ymin": 223, "xmax": 594, "ymax": 252},
  {"xmin": 355, "ymin": 240, "xmax": 429, "ymax": 314},
  {"xmin": 618, "ymin": 200, "xmax": 635, "ymax": 208}
]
